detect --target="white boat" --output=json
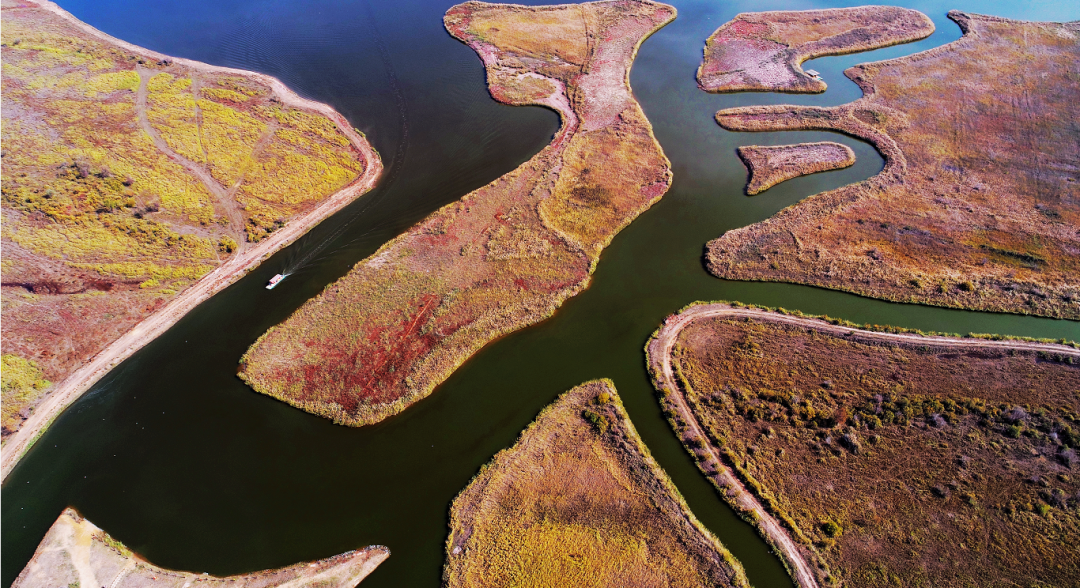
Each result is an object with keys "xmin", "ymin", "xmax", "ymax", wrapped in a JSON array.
[{"xmin": 266, "ymin": 274, "xmax": 286, "ymax": 289}]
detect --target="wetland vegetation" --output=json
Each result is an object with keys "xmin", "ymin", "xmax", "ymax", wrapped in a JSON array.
[
  {"xmin": 0, "ymin": 0, "xmax": 377, "ymax": 445},
  {"xmin": 708, "ymin": 11, "xmax": 1080, "ymax": 319},
  {"xmin": 650, "ymin": 303, "xmax": 1080, "ymax": 587},
  {"xmin": 445, "ymin": 380, "xmax": 748, "ymax": 588},
  {"xmin": 239, "ymin": 0, "xmax": 677, "ymax": 427}
]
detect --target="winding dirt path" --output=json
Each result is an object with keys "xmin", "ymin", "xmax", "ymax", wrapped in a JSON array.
[
  {"xmin": 1, "ymin": 0, "xmax": 384, "ymax": 482},
  {"xmin": 133, "ymin": 67, "xmax": 248, "ymax": 244},
  {"xmin": 646, "ymin": 303, "xmax": 1079, "ymax": 588}
]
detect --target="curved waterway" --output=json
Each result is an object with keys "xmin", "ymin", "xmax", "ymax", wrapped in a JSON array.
[{"xmin": 3, "ymin": 1, "xmax": 1078, "ymax": 586}]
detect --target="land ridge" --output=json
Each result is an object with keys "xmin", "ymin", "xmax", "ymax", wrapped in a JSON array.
[{"xmin": 0, "ymin": 0, "xmax": 383, "ymax": 481}]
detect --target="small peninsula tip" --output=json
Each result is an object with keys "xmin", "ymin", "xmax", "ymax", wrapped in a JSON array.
[
  {"xmin": 13, "ymin": 508, "xmax": 389, "ymax": 588},
  {"xmin": 697, "ymin": 6, "xmax": 934, "ymax": 93},
  {"xmin": 445, "ymin": 380, "xmax": 749, "ymax": 588},
  {"xmin": 648, "ymin": 303, "xmax": 1080, "ymax": 588},
  {"xmin": 707, "ymin": 11, "xmax": 1080, "ymax": 319},
  {"xmin": 737, "ymin": 142, "xmax": 855, "ymax": 195},
  {"xmin": 239, "ymin": 0, "xmax": 675, "ymax": 427}
]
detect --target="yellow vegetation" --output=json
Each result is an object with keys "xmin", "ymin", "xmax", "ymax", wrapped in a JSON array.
[
  {"xmin": 0, "ymin": 2, "xmax": 367, "ymax": 441},
  {"xmin": 1, "ymin": 355, "xmax": 51, "ymax": 436},
  {"xmin": 445, "ymin": 380, "xmax": 748, "ymax": 588}
]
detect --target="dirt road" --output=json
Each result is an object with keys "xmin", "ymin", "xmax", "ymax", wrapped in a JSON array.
[
  {"xmin": 0, "ymin": 0, "xmax": 384, "ymax": 482},
  {"xmin": 646, "ymin": 302, "xmax": 1079, "ymax": 588}
]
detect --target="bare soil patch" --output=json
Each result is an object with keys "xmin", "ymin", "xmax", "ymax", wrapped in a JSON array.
[
  {"xmin": 649, "ymin": 303, "xmax": 1080, "ymax": 587},
  {"xmin": 13, "ymin": 508, "xmax": 388, "ymax": 588},
  {"xmin": 445, "ymin": 380, "xmax": 748, "ymax": 588}
]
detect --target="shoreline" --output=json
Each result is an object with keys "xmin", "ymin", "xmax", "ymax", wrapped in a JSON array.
[
  {"xmin": 0, "ymin": 0, "xmax": 384, "ymax": 482},
  {"xmin": 646, "ymin": 303, "xmax": 1080, "ymax": 588}
]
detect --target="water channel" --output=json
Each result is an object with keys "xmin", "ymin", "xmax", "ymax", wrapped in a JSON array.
[{"xmin": 2, "ymin": 0, "xmax": 1078, "ymax": 586}]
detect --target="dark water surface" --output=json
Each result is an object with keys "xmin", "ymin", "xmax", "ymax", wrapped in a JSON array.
[{"xmin": 3, "ymin": 0, "xmax": 1078, "ymax": 586}]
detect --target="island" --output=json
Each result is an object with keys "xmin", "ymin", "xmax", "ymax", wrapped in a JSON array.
[
  {"xmin": 737, "ymin": 142, "xmax": 854, "ymax": 195},
  {"xmin": 0, "ymin": 0, "xmax": 381, "ymax": 478},
  {"xmin": 445, "ymin": 380, "xmax": 748, "ymax": 587},
  {"xmin": 13, "ymin": 508, "xmax": 388, "ymax": 588},
  {"xmin": 648, "ymin": 303, "xmax": 1080, "ymax": 588},
  {"xmin": 706, "ymin": 11, "xmax": 1080, "ymax": 319},
  {"xmin": 697, "ymin": 6, "xmax": 933, "ymax": 94},
  {"xmin": 238, "ymin": 0, "xmax": 676, "ymax": 427}
]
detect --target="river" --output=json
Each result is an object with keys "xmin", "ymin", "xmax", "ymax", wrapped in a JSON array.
[{"xmin": 2, "ymin": 0, "xmax": 1078, "ymax": 586}]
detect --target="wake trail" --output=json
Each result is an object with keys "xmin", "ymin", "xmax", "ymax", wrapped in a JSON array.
[{"xmin": 282, "ymin": 0, "xmax": 411, "ymax": 276}]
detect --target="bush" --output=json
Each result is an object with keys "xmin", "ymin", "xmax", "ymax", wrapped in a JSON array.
[{"xmin": 822, "ymin": 521, "xmax": 843, "ymax": 537}]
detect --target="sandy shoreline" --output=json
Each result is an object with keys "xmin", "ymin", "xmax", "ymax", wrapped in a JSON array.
[
  {"xmin": 0, "ymin": 0, "xmax": 384, "ymax": 482},
  {"xmin": 647, "ymin": 303, "xmax": 1080, "ymax": 588}
]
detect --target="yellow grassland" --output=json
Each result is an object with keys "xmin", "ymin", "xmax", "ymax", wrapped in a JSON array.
[
  {"xmin": 445, "ymin": 380, "xmax": 749, "ymax": 588},
  {"xmin": 1, "ymin": 355, "xmax": 51, "ymax": 437},
  {"xmin": 0, "ymin": 1, "xmax": 368, "ymax": 442}
]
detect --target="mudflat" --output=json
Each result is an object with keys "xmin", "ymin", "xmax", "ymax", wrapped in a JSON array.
[
  {"xmin": 697, "ymin": 6, "xmax": 933, "ymax": 93},
  {"xmin": 707, "ymin": 11, "xmax": 1080, "ymax": 319},
  {"xmin": 239, "ymin": 0, "xmax": 675, "ymax": 427},
  {"xmin": 445, "ymin": 380, "xmax": 748, "ymax": 588},
  {"xmin": 0, "ymin": 0, "xmax": 381, "ymax": 473},
  {"xmin": 13, "ymin": 508, "xmax": 388, "ymax": 588},
  {"xmin": 649, "ymin": 303, "xmax": 1080, "ymax": 588}
]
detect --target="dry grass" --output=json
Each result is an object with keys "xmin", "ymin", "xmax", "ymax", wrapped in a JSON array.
[
  {"xmin": 708, "ymin": 12, "xmax": 1080, "ymax": 319},
  {"xmin": 13, "ymin": 508, "xmax": 388, "ymax": 588},
  {"xmin": 697, "ymin": 7, "xmax": 934, "ymax": 93},
  {"xmin": 444, "ymin": 380, "xmax": 748, "ymax": 588},
  {"xmin": 238, "ymin": 0, "xmax": 676, "ymax": 427},
  {"xmin": 737, "ymin": 142, "xmax": 855, "ymax": 195},
  {"xmin": 0, "ymin": 354, "xmax": 51, "ymax": 437},
  {"xmin": 666, "ymin": 312, "xmax": 1080, "ymax": 588},
  {"xmin": 0, "ymin": 2, "xmax": 368, "ymax": 441}
]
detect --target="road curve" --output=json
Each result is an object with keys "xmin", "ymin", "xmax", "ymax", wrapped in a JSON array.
[
  {"xmin": 646, "ymin": 302, "xmax": 1079, "ymax": 588},
  {"xmin": 0, "ymin": 0, "xmax": 384, "ymax": 482}
]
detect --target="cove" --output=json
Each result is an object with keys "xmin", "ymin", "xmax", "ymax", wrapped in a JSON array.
[{"xmin": 2, "ymin": 1, "xmax": 1077, "ymax": 587}]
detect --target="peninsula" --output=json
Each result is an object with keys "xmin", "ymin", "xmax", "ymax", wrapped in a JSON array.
[
  {"xmin": 14, "ymin": 508, "xmax": 388, "ymax": 588},
  {"xmin": 445, "ymin": 380, "xmax": 749, "ymax": 588},
  {"xmin": 697, "ymin": 6, "xmax": 933, "ymax": 93},
  {"xmin": 707, "ymin": 11, "xmax": 1080, "ymax": 319},
  {"xmin": 648, "ymin": 303, "xmax": 1080, "ymax": 588},
  {"xmin": 737, "ymin": 142, "xmax": 854, "ymax": 195},
  {"xmin": 239, "ymin": 0, "xmax": 675, "ymax": 427},
  {"xmin": 0, "ymin": 0, "xmax": 381, "ymax": 479}
]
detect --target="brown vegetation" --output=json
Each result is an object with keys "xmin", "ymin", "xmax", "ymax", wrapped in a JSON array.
[
  {"xmin": 13, "ymin": 508, "xmax": 388, "ymax": 588},
  {"xmin": 238, "ymin": 1, "xmax": 675, "ymax": 427},
  {"xmin": 0, "ymin": 0, "xmax": 376, "ymax": 443},
  {"xmin": 649, "ymin": 303, "xmax": 1080, "ymax": 588},
  {"xmin": 707, "ymin": 12, "xmax": 1080, "ymax": 319},
  {"xmin": 444, "ymin": 380, "xmax": 748, "ymax": 588},
  {"xmin": 697, "ymin": 7, "xmax": 933, "ymax": 93},
  {"xmin": 738, "ymin": 142, "xmax": 854, "ymax": 195}
]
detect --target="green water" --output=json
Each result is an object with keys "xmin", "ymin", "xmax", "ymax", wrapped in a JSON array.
[{"xmin": 2, "ymin": 0, "xmax": 1077, "ymax": 586}]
